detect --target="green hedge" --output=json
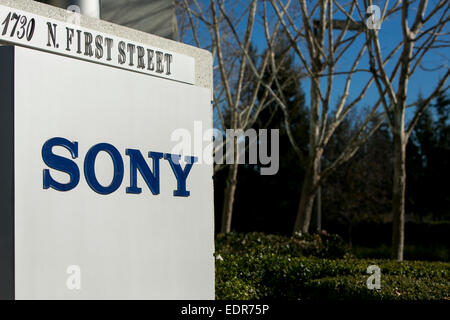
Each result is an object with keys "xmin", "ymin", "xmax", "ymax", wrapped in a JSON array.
[
  {"xmin": 353, "ymin": 244, "xmax": 449, "ymax": 261},
  {"xmin": 216, "ymin": 232, "xmax": 349, "ymax": 259},
  {"xmin": 326, "ymin": 220, "xmax": 450, "ymax": 248},
  {"xmin": 215, "ymin": 233, "xmax": 450, "ymax": 300}
]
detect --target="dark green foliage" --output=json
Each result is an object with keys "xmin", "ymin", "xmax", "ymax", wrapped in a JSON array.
[
  {"xmin": 304, "ymin": 273, "xmax": 449, "ymax": 300},
  {"xmin": 215, "ymin": 233, "xmax": 450, "ymax": 300},
  {"xmin": 216, "ymin": 232, "xmax": 349, "ymax": 259},
  {"xmin": 406, "ymin": 93, "xmax": 450, "ymax": 220},
  {"xmin": 325, "ymin": 220, "xmax": 450, "ymax": 260},
  {"xmin": 352, "ymin": 244, "xmax": 449, "ymax": 262}
]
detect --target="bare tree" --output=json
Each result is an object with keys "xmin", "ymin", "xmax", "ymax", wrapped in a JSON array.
[
  {"xmin": 177, "ymin": 0, "xmax": 297, "ymax": 233},
  {"xmin": 365, "ymin": 0, "xmax": 450, "ymax": 261},
  {"xmin": 268, "ymin": 0, "xmax": 406, "ymax": 235}
]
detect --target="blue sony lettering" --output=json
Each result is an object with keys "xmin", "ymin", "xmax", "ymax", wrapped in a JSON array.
[
  {"xmin": 164, "ymin": 154, "xmax": 198, "ymax": 197},
  {"xmin": 42, "ymin": 139, "xmax": 198, "ymax": 197},
  {"xmin": 84, "ymin": 143, "xmax": 124, "ymax": 195},
  {"xmin": 42, "ymin": 137, "xmax": 80, "ymax": 191},
  {"xmin": 126, "ymin": 149, "xmax": 163, "ymax": 195}
]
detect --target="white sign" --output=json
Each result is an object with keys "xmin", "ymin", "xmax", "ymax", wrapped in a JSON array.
[
  {"xmin": 0, "ymin": 45, "xmax": 214, "ymax": 299},
  {"xmin": 0, "ymin": 4, "xmax": 195, "ymax": 84}
]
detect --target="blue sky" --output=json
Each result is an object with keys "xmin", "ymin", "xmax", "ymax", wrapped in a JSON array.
[
  {"xmin": 180, "ymin": 0, "xmax": 449, "ymax": 124},
  {"xmin": 251, "ymin": 1, "xmax": 449, "ymax": 114}
]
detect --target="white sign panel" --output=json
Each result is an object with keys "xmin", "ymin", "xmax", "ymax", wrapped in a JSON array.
[
  {"xmin": 0, "ymin": 4, "xmax": 195, "ymax": 84},
  {"xmin": 0, "ymin": 45, "xmax": 214, "ymax": 299}
]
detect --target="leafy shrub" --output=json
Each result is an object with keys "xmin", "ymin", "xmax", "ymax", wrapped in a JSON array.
[
  {"xmin": 305, "ymin": 273, "xmax": 450, "ymax": 300},
  {"xmin": 353, "ymin": 244, "xmax": 449, "ymax": 261},
  {"xmin": 216, "ymin": 232, "xmax": 349, "ymax": 259},
  {"xmin": 215, "ymin": 233, "xmax": 450, "ymax": 300},
  {"xmin": 326, "ymin": 220, "xmax": 450, "ymax": 249}
]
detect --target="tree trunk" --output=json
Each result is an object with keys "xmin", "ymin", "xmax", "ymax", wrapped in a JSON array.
[
  {"xmin": 293, "ymin": 65, "xmax": 321, "ymax": 235},
  {"xmin": 316, "ymin": 161, "xmax": 322, "ymax": 233},
  {"xmin": 392, "ymin": 130, "xmax": 406, "ymax": 261},
  {"xmin": 293, "ymin": 174, "xmax": 314, "ymax": 234},
  {"xmin": 221, "ymin": 162, "xmax": 239, "ymax": 233},
  {"xmin": 293, "ymin": 153, "xmax": 320, "ymax": 234}
]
